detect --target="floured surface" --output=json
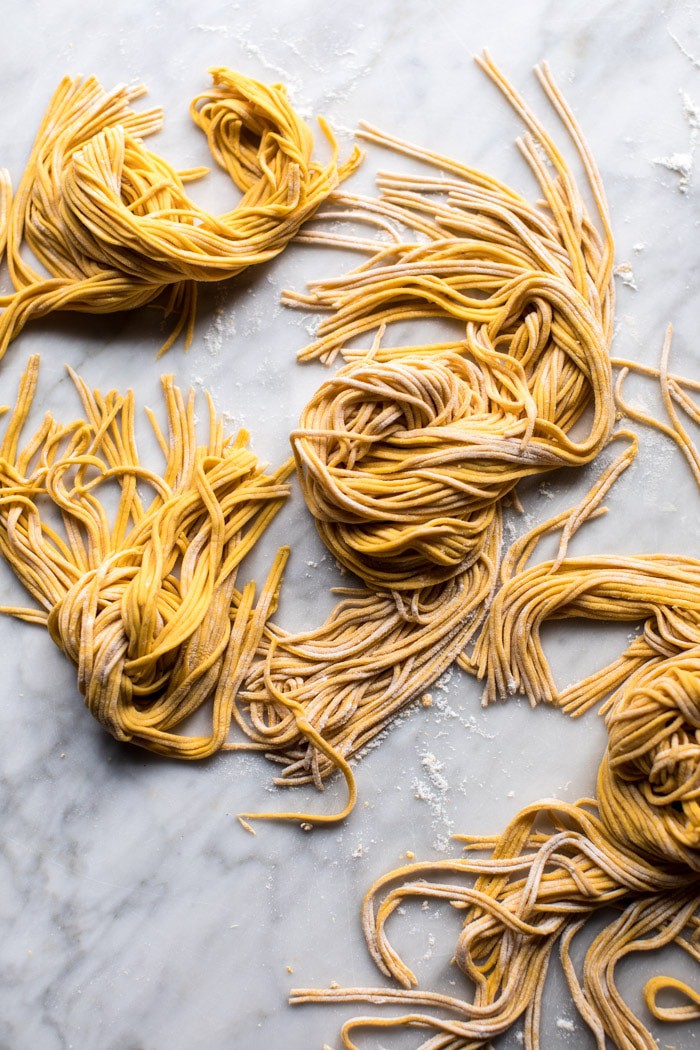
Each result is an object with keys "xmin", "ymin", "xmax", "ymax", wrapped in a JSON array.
[{"xmin": 0, "ymin": 2, "xmax": 699, "ymax": 1048}]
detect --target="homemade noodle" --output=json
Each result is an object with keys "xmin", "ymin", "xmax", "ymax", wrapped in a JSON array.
[
  {"xmin": 292, "ymin": 589, "xmax": 700, "ymax": 1048},
  {"xmin": 0, "ymin": 355, "xmax": 295, "ymax": 758},
  {"xmin": 239, "ymin": 53, "xmax": 617, "ymax": 803},
  {"xmin": 285, "ymin": 57, "xmax": 700, "ymax": 1041},
  {"xmin": 0, "ymin": 69, "xmax": 361, "ymax": 357},
  {"xmin": 290, "ymin": 345, "xmax": 700, "ymax": 1044}
]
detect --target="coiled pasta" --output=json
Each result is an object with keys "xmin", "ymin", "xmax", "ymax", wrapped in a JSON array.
[
  {"xmin": 242, "ymin": 52, "xmax": 615, "ymax": 811},
  {"xmin": 292, "ymin": 639, "xmax": 700, "ymax": 1049}
]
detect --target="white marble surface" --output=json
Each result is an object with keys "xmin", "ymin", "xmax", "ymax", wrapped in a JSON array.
[{"xmin": 0, "ymin": 1, "xmax": 699, "ymax": 1048}]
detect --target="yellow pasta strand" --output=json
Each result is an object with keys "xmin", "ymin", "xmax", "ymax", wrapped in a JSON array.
[
  {"xmin": 293, "ymin": 646, "xmax": 700, "ymax": 1048},
  {"xmin": 234, "ymin": 52, "xmax": 616, "ymax": 818},
  {"xmin": 0, "ymin": 354, "xmax": 295, "ymax": 759},
  {"xmin": 293, "ymin": 343, "xmax": 700, "ymax": 1044},
  {"xmin": 0, "ymin": 69, "xmax": 362, "ymax": 357}
]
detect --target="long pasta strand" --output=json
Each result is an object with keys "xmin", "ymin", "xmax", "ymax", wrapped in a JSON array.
[
  {"xmin": 0, "ymin": 69, "xmax": 362, "ymax": 357},
  {"xmin": 0, "ymin": 355, "xmax": 295, "ymax": 758},
  {"xmin": 239, "ymin": 52, "xmax": 615, "ymax": 812},
  {"xmin": 293, "ymin": 646, "xmax": 700, "ymax": 1048}
]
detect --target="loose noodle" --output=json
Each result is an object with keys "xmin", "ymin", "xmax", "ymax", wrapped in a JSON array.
[
  {"xmin": 0, "ymin": 355, "xmax": 295, "ymax": 759},
  {"xmin": 292, "ymin": 635, "xmax": 700, "ymax": 1050},
  {"xmin": 290, "ymin": 353, "xmax": 700, "ymax": 1045}
]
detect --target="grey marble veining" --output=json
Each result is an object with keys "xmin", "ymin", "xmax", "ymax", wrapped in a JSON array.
[{"xmin": 1, "ymin": 1, "xmax": 699, "ymax": 1048}]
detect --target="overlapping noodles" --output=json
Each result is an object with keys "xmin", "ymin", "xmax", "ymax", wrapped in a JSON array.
[
  {"xmin": 291, "ymin": 647, "xmax": 700, "ymax": 1048},
  {"xmin": 464, "ymin": 325, "xmax": 700, "ymax": 714},
  {"xmin": 292, "ymin": 335, "xmax": 609, "ymax": 593},
  {"xmin": 238, "ymin": 541, "xmax": 498, "ymax": 791},
  {"xmin": 0, "ymin": 68, "xmax": 362, "ymax": 358},
  {"xmin": 290, "ymin": 366, "xmax": 700, "ymax": 1043},
  {"xmin": 236, "ymin": 53, "xmax": 615, "ymax": 801},
  {"xmin": 600, "ymin": 650, "xmax": 700, "ymax": 871},
  {"xmin": 472, "ymin": 553, "xmax": 700, "ymax": 715},
  {"xmin": 285, "ymin": 52, "xmax": 613, "ymax": 414},
  {"xmin": 0, "ymin": 354, "xmax": 295, "ymax": 758}
]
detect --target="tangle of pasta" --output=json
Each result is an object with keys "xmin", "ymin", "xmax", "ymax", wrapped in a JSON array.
[
  {"xmin": 0, "ymin": 53, "xmax": 618, "ymax": 822},
  {"xmin": 290, "ymin": 341, "xmax": 700, "ymax": 1043},
  {"xmin": 291, "ymin": 573, "xmax": 700, "ymax": 1048},
  {"xmin": 473, "ymin": 552, "xmax": 700, "ymax": 714},
  {"xmin": 236, "ymin": 53, "xmax": 616, "ymax": 806},
  {"xmin": 0, "ymin": 355, "xmax": 295, "ymax": 759},
  {"xmin": 0, "ymin": 68, "xmax": 361, "ymax": 357}
]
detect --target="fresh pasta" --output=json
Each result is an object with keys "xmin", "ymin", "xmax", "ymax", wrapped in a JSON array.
[
  {"xmin": 0, "ymin": 355, "xmax": 295, "ymax": 759},
  {"xmin": 473, "ymin": 552, "xmax": 700, "ymax": 714},
  {"xmin": 238, "ymin": 53, "xmax": 616, "ymax": 811},
  {"xmin": 285, "ymin": 52, "xmax": 614, "ymax": 378},
  {"xmin": 0, "ymin": 68, "xmax": 361, "ymax": 357},
  {"xmin": 291, "ymin": 351, "xmax": 700, "ymax": 1045},
  {"xmin": 0, "ymin": 53, "xmax": 618, "ymax": 816},
  {"xmin": 292, "ymin": 612, "xmax": 700, "ymax": 1050}
]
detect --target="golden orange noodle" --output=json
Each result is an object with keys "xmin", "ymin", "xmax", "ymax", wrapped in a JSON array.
[
  {"xmin": 0, "ymin": 68, "xmax": 361, "ymax": 357},
  {"xmin": 0, "ymin": 52, "xmax": 616, "ymax": 819},
  {"xmin": 291, "ymin": 540, "xmax": 700, "ymax": 1045},
  {"xmin": 0, "ymin": 355, "xmax": 297, "ymax": 759},
  {"xmin": 234, "ymin": 53, "xmax": 618, "ymax": 813},
  {"xmin": 0, "ymin": 51, "xmax": 617, "ymax": 824},
  {"xmin": 291, "ymin": 342, "xmax": 700, "ymax": 1045}
]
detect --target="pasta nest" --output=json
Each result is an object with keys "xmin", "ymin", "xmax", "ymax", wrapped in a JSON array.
[
  {"xmin": 293, "ymin": 334, "xmax": 612, "ymax": 591},
  {"xmin": 0, "ymin": 357, "xmax": 293, "ymax": 759},
  {"xmin": 600, "ymin": 650, "xmax": 700, "ymax": 870},
  {"xmin": 0, "ymin": 68, "xmax": 362, "ymax": 357},
  {"xmin": 294, "ymin": 646, "xmax": 700, "ymax": 1048}
]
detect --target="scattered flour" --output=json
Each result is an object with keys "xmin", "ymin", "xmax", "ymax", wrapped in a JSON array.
[
  {"xmin": 682, "ymin": 91, "xmax": 700, "ymax": 130},
  {"xmin": 413, "ymin": 749, "xmax": 454, "ymax": 851},
  {"xmin": 434, "ymin": 668, "xmax": 454, "ymax": 693},
  {"xmin": 422, "ymin": 932, "xmax": 437, "ymax": 961},
  {"xmin": 654, "ymin": 89, "xmax": 700, "ymax": 193},
  {"xmin": 613, "ymin": 262, "xmax": 638, "ymax": 290},
  {"xmin": 669, "ymin": 30, "xmax": 700, "ymax": 71},
  {"xmin": 556, "ymin": 1017, "xmax": 576, "ymax": 1033},
  {"xmin": 655, "ymin": 151, "xmax": 693, "ymax": 191},
  {"xmin": 203, "ymin": 303, "xmax": 236, "ymax": 356}
]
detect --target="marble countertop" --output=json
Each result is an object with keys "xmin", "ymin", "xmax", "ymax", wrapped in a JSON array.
[{"xmin": 1, "ymin": 1, "xmax": 699, "ymax": 1048}]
